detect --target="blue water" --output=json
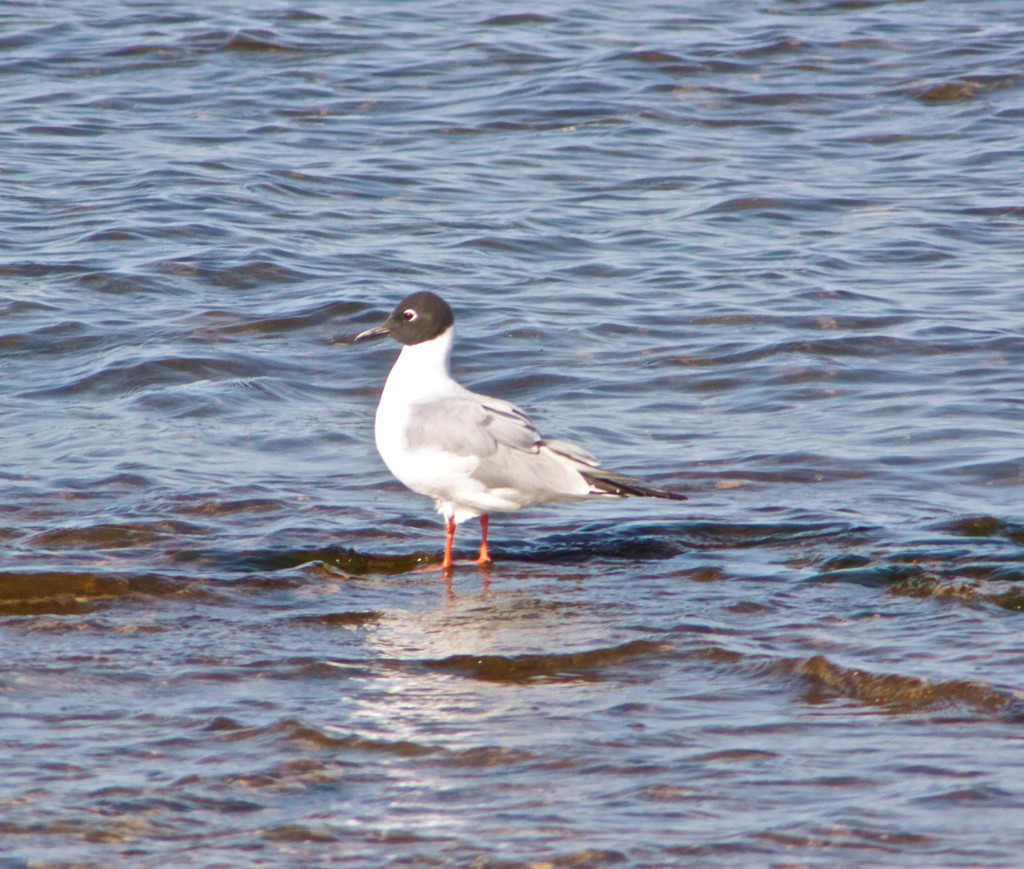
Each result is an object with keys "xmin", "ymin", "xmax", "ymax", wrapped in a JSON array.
[{"xmin": 3, "ymin": 2, "xmax": 1024, "ymax": 866}]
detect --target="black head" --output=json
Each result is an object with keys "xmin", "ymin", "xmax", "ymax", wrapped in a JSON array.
[{"xmin": 354, "ymin": 291, "xmax": 455, "ymax": 346}]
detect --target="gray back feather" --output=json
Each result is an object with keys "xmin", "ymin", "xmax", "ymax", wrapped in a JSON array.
[{"xmin": 404, "ymin": 394, "xmax": 541, "ymax": 458}]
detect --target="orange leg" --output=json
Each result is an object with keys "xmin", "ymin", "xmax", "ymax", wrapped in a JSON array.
[
  {"xmin": 441, "ymin": 515, "xmax": 456, "ymax": 571},
  {"xmin": 476, "ymin": 514, "xmax": 492, "ymax": 565}
]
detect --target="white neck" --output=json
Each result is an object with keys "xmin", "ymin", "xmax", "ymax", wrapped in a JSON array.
[{"xmin": 382, "ymin": 326, "xmax": 457, "ymax": 401}]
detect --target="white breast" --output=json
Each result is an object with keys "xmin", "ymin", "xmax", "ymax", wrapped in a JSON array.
[{"xmin": 373, "ymin": 328, "xmax": 483, "ymax": 519}]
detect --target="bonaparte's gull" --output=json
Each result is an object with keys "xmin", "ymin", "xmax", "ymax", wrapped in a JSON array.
[{"xmin": 355, "ymin": 291, "xmax": 685, "ymax": 571}]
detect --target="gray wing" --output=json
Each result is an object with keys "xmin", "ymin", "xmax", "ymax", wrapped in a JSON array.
[
  {"xmin": 402, "ymin": 392, "xmax": 684, "ymax": 502},
  {"xmin": 404, "ymin": 394, "xmax": 543, "ymax": 457}
]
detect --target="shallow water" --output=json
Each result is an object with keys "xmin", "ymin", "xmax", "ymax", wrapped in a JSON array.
[{"xmin": 3, "ymin": 1, "xmax": 1024, "ymax": 866}]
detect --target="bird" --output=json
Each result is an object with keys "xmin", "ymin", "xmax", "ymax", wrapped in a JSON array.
[{"xmin": 354, "ymin": 291, "xmax": 686, "ymax": 571}]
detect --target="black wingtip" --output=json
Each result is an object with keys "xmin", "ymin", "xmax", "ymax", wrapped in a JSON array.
[
  {"xmin": 581, "ymin": 471, "xmax": 687, "ymax": 501},
  {"xmin": 651, "ymin": 489, "xmax": 689, "ymax": 502}
]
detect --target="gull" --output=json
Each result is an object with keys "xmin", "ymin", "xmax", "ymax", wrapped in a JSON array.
[{"xmin": 355, "ymin": 291, "xmax": 685, "ymax": 571}]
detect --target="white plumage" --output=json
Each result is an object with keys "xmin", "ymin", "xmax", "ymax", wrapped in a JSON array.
[{"xmin": 356, "ymin": 292, "xmax": 685, "ymax": 571}]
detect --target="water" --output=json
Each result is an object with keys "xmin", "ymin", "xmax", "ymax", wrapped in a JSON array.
[{"xmin": 2, "ymin": 1, "xmax": 1024, "ymax": 865}]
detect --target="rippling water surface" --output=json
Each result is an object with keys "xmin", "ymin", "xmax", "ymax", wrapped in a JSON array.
[{"xmin": 3, "ymin": 1, "xmax": 1024, "ymax": 865}]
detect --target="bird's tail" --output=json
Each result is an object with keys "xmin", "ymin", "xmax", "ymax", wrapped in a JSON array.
[
  {"xmin": 580, "ymin": 467, "xmax": 687, "ymax": 501},
  {"xmin": 542, "ymin": 439, "xmax": 686, "ymax": 501}
]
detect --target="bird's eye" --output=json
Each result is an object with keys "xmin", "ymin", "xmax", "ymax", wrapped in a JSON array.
[{"xmin": 402, "ymin": 309, "xmax": 417, "ymax": 321}]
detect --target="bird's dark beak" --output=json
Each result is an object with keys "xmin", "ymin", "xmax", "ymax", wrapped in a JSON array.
[{"xmin": 352, "ymin": 322, "xmax": 391, "ymax": 343}]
